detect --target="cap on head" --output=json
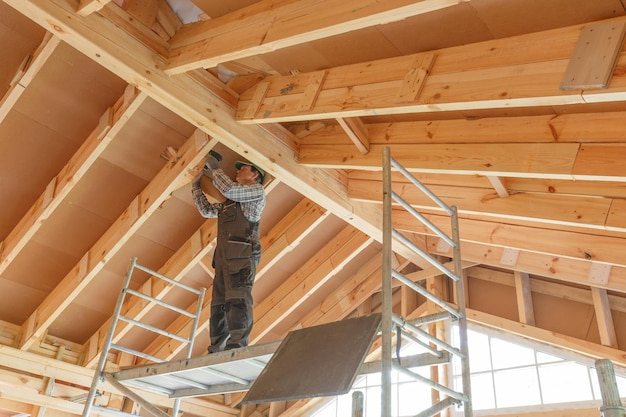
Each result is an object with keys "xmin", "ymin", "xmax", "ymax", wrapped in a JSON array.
[{"xmin": 235, "ymin": 161, "xmax": 265, "ymax": 183}]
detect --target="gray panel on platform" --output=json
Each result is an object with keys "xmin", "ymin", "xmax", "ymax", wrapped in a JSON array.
[{"xmin": 242, "ymin": 314, "xmax": 382, "ymax": 404}]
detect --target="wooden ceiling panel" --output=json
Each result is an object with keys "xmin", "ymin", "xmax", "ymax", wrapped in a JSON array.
[
  {"xmin": 2, "ymin": 240, "xmax": 78, "ymax": 292},
  {"xmin": 0, "ymin": 2, "xmax": 45, "ymax": 97},
  {"xmin": 137, "ymin": 193, "xmax": 205, "ymax": 252},
  {"xmin": 252, "ymin": 42, "xmax": 334, "ymax": 75},
  {"xmin": 377, "ymin": 2, "xmax": 493, "ymax": 56},
  {"xmin": 190, "ymin": 0, "xmax": 260, "ymax": 18},
  {"xmin": 309, "ymin": 27, "xmax": 401, "ymax": 68},
  {"xmin": 14, "ymin": 41, "xmax": 126, "ymax": 144},
  {"xmin": 0, "ymin": 278, "xmax": 47, "ymax": 325},
  {"xmin": 532, "ymin": 292, "xmax": 599, "ymax": 344},
  {"xmin": 48, "ymin": 301, "xmax": 112, "ymax": 344},
  {"xmin": 99, "ymin": 105, "xmax": 192, "ymax": 181},
  {"xmin": 63, "ymin": 158, "xmax": 148, "ymax": 222},
  {"xmin": 0, "ymin": 112, "xmax": 75, "ymax": 239},
  {"xmin": 471, "ymin": 0, "xmax": 626, "ymax": 39},
  {"xmin": 30, "ymin": 201, "xmax": 112, "ymax": 258}
]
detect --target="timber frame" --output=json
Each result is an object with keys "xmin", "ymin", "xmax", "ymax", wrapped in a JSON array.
[{"xmin": 1, "ymin": 1, "xmax": 626, "ymax": 417}]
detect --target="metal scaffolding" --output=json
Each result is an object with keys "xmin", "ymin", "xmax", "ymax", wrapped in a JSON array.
[
  {"xmin": 381, "ymin": 147, "xmax": 473, "ymax": 417},
  {"xmin": 82, "ymin": 257, "xmax": 206, "ymax": 417}
]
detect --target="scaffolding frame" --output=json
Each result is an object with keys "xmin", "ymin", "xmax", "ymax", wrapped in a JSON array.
[
  {"xmin": 82, "ymin": 257, "xmax": 206, "ymax": 417},
  {"xmin": 381, "ymin": 147, "xmax": 473, "ymax": 417}
]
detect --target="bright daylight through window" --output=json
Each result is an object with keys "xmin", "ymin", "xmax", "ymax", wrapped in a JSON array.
[{"xmin": 311, "ymin": 326, "xmax": 626, "ymax": 417}]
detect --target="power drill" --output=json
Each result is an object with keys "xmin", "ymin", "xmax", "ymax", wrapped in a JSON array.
[{"xmin": 204, "ymin": 150, "xmax": 222, "ymax": 170}]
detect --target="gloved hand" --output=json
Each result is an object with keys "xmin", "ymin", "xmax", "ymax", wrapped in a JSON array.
[{"xmin": 204, "ymin": 150, "xmax": 222, "ymax": 171}]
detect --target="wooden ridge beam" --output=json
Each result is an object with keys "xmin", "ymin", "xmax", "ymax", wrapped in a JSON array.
[
  {"xmin": 236, "ymin": 17, "xmax": 626, "ymax": 123},
  {"xmin": 18, "ymin": 129, "xmax": 216, "ymax": 351},
  {"xmin": 165, "ymin": 0, "xmax": 459, "ymax": 74},
  {"xmin": 0, "ymin": 85, "xmax": 145, "ymax": 277}
]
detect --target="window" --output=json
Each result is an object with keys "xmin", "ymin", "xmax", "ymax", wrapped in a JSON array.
[{"xmin": 310, "ymin": 325, "xmax": 626, "ymax": 417}]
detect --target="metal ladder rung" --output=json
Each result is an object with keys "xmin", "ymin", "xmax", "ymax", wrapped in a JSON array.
[
  {"xmin": 83, "ymin": 257, "xmax": 206, "ymax": 417},
  {"xmin": 383, "ymin": 147, "xmax": 472, "ymax": 417},
  {"xmin": 110, "ymin": 343, "xmax": 165, "ymax": 363},
  {"xmin": 391, "ymin": 229, "xmax": 461, "ymax": 281},
  {"xmin": 393, "ymin": 315, "xmax": 465, "ymax": 359},
  {"xmin": 392, "ymin": 191, "xmax": 456, "ymax": 248},
  {"xmin": 393, "ymin": 364, "xmax": 468, "ymax": 403},
  {"xmin": 124, "ymin": 288, "xmax": 198, "ymax": 318},
  {"xmin": 413, "ymin": 397, "xmax": 460, "ymax": 417},
  {"xmin": 133, "ymin": 263, "xmax": 203, "ymax": 295},
  {"xmin": 390, "ymin": 157, "xmax": 454, "ymax": 216},
  {"xmin": 392, "ymin": 270, "xmax": 462, "ymax": 318},
  {"xmin": 118, "ymin": 315, "xmax": 192, "ymax": 344},
  {"xmin": 409, "ymin": 311, "xmax": 458, "ymax": 327},
  {"xmin": 396, "ymin": 328, "xmax": 442, "ymax": 357}
]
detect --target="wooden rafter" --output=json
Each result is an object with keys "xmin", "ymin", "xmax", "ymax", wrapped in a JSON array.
[
  {"xmin": 0, "ymin": 85, "xmax": 145, "ymax": 279},
  {"xmin": 165, "ymin": 0, "xmax": 459, "ymax": 74}
]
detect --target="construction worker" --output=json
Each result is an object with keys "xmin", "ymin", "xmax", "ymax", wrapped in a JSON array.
[{"xmin": 191, "ymin": 152, "xmax": 266, "ymax": 353}]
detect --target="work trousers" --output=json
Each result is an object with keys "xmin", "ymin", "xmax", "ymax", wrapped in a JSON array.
[{"xmin": 208, "ymin": 244, "xmax": 260, "ymax": 352}]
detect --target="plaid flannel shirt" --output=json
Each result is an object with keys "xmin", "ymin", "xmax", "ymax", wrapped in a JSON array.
[{"xmin": 192, "ymin": 168, "xmax": 265, "ymax": 222}]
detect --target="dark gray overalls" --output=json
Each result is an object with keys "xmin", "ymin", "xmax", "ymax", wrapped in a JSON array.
[{"xmin": 209, "ymin": 200, "xmax": 261, "ymax": 352}]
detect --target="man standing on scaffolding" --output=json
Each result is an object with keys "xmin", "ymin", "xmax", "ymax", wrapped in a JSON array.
[{"xmin": 191, "ymin": 152, "xmax": 266, "ymax": 353}]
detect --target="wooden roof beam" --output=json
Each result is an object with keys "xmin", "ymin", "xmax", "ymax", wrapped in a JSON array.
[
  {"xmin": 0, "ymin": 85, "xmax": 145, "ymax": 277},
  {"xmin": 591, "ymin": 287, "xmax": 618, "ymax": 348},
  {"xmin": 428, "ymin": 236, "xmax": 626, "ymax": 293},
  {"xmin": 470, "ymin": 266, "xmax": 626, "ymax": 314},
  {"xmin": 487, "ymin": 176, "xmax": 509, "ymax": 198},
  {"xmin": 401, "ymin": 212, "xmax": 626, "ymax": 269},
  {"xmin": 300, "ymin": 142, "xmax": 626, "ymax": 182},
  {"xmin": 468, "ymin": 309, "xmax": 626, "ymax": 368},
  {"xmin": 514, "ymin": 271, "xmax": 536, "ymax": 326},
  {"xmin": 336, "ymin": 117, "xmax": 370, "ymax": 154},
  {"xmin": 3, "ymin": 0, "xmax": 458, "ymax": 283},
  {"xmin": 348, "ymin": 178, "xmax": 626, "ymax": 232},
  {"xmin": 165, "ymin": 0, "xmax": 460, "ymax": 74},
  {"xmin": 236, "ymin": 17, "xmax": 626, "ymax": 123}
]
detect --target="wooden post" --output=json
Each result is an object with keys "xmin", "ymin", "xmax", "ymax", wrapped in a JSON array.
[{"xmin": 595, "ymin": 359, "xmax": 625, "ymax": 417}]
